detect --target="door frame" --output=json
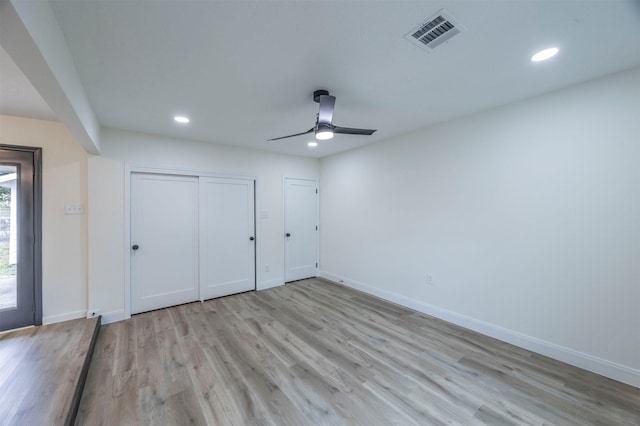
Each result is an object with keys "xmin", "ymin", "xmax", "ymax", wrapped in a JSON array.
[
  {"xmin": 124, "ymin": 164, "xmax": 257, "ymax": 319},
  {"xmin": 0, "ymin": 144, "xmax": 42, "ymax": 327},
  {"xmin": 282, "ymin": 176, "xmax": 319, "ymax": 283}
]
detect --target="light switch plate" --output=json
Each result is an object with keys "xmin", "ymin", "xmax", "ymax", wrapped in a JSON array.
[{"xmin": 65, "ymin": 203, "xmax": 85, "ymax": 215}]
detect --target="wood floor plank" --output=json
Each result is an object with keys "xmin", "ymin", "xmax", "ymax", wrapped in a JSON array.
[
  {"xmin": 0, "ymin": 317, "xmax": 100, "ymax": 425},
  {"xmin": 76, "ymin": 279, "xmax": 640, "ymax": 425}
]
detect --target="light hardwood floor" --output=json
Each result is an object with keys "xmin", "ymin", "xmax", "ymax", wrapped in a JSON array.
[
  {"xmin": 77, "ymin": 278, "xmax": 639, "ymax": 425},
  {"xmin": 0, "ymin": 316, "xmax": 100, "ymax": 425}
]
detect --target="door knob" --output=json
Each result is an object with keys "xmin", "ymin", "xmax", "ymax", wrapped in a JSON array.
[
  {"xmin": 286, "ymin": 233, "xmax": 291, "ymax": 237},
  {"xmin": 132, "ymin": 244, "xmax": 139, "ymax": 250},
  {"xmin": 249, "ymin": 236, "xmax": 255, "ymax": 241}
]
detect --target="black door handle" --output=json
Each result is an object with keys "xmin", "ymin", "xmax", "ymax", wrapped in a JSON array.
[
  {"xmin": 132, "ymin": 244, "xmax": 139, "ymax": 250},
  {"xmin": 249, "ymin": 236, "xmax": 255, "ymax": 241},
  {"xmin": 286, "ymin": 233, "xmax": 291, "ymax": 237}
]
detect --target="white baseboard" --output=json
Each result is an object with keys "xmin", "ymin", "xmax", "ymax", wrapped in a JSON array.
[
  {"xmin": 257, "ymin": 278, "xmax": 284, "ymax": 291},
  {"xmin": 42, "ymin": 310, "xmax": 85, "ymax": 325},
  {"xmin": 101, "ymin": 309, "xmax": 127, "ymax": 324},
  {"xmin": 320, "ymin": 271, "xmax": 640, "ymax": 388}
]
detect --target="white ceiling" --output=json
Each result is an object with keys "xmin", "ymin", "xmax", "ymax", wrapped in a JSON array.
[{"xmin": 7, "ymin": 1, "xmax": 640, "ymax": 158}]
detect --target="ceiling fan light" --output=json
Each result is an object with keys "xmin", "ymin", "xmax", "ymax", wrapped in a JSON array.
[
  {"xmin": 316, "ymin": 131, "xmax": 333, "ymax": 140},
  {"xmin": 316, "ymin": 124, "xmax": 334, "ymax": 140}
]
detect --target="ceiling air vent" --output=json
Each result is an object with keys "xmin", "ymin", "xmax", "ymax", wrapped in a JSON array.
[{"xmin": 404, "ymin": 9, "xmax": 467, "ymax": 52}]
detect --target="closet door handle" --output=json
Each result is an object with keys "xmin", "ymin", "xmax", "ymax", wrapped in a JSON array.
[
  {"xmin": 132, "ymin": 244, "xmax": 139, "ymax": 250},
  {"xmin": 249, "ymin": 236, "xmax": 255, "ymax": 241},
  {"xmin": 285, "ymin": 233, "xmax": 291, "ymax": 237}
]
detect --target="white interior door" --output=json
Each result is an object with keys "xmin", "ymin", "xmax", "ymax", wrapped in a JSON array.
[
  {"xmin": 131, "ymin": 173, "xmax": 199, "ymax": 314},
  {"xmin": 284, "ymin": 178, "xmax": 318, "ymax": 282},
  {"xmin": 200, "ymin": 177, "xmax": 255, "ymax": 300}
]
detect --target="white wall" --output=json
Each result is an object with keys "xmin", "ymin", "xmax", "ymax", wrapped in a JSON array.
[
  {"xmin": 319, "ymin": 67, "xmax": 640, "ymax": 386},
  {"xmin": 0, "ymin": 115, "xmax": 88, "ymax": 323},
  {"xmin": 88, "ymin": 128, "xmax": 319, "ymax": 322}
]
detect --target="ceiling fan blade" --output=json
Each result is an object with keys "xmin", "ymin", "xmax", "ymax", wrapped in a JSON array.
[
  {"xmin": 267, "ymin": 128, "xmax": 314, "ymax": 141},
  {"xmin": 333, "ymin": 126, "xmax": 377, "ymax": 136},
  {"xmin": 317, "ymin": 95, "xmax": 336, "ymax": 125}
]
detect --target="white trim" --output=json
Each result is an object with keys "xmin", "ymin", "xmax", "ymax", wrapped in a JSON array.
[
  {"xmin": 42, "ymin": 310, "xmax": 85, "ymax": 325},
  {"xmin": 319, "ymin": 271, "xmax": 640, "ymax": 388},
  {"xmin": 124, "ymin": 164, "xmax": 131, "ymax": 321},
  {"xmin": 124, "ymin": 163, "xmax": 259, "ymax": 319},
  {"xmin": 282, "ymin": 177, "xmax": 286, "ymax": 282},
  {"xmin": 101, "ymin": 309, "xmax": 126, "ymax": 324},
  {"xmin": 125, "ymin": 163, "xmax": 257, "ymax": 181},
  {"xmin": 257, "ymin": 278, "xmax": 284, "ymax": 291},
  {"xmin": 254, "ymin": 179, "xmax": 262, "ymax": 292},
  {"xmin": 20, "ymin": 309, "xmax": 124, "ymax": 327}
]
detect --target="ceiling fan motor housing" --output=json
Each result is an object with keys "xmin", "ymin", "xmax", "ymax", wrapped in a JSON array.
[{"xmin": 316, "ymin": 122, "xmax": 333, "ymax": 132}]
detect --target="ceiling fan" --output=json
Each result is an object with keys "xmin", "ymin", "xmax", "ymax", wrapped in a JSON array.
[{"xmin": 268, "ymin": 90, "xmax": 377, "ymax": 141}]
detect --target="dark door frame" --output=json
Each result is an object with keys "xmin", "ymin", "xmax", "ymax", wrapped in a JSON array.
[{"xmin": 0, "ymin": 144, "xmax": 42, "ymax": 327}]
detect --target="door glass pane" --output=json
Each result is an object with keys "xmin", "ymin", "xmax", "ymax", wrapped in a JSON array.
[{"xmin": 0, "ymin": 165, "xmax": 17, "ymax": 310}]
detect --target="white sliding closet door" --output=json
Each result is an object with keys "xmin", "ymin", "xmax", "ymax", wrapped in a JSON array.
[
  {"xmin": 200, "ymin": 177, "xmax": 255, "ymax": 300},
  {"xmin": 131, "ymin": 173, "xmax": 199, "ymax": 314}
]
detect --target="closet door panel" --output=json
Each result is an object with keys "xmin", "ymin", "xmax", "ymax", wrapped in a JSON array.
[
  {"xmin": 131, "ymin": 173, "xmax": 199, "ymax": 314},
  {"xmin": 200, "ymin": 177, "xmax": 255, "ymax": 300}
]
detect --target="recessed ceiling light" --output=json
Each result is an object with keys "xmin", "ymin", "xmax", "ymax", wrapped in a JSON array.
[
  {"xmin": 174, "ymin": 115, "xmax": 190, "ymax": 124},
  {"xmin": 307, "ymin": 141, "xmax": 318, "ymax": 147},
  {"xmin": 531, "ymin": 47, "xmax": 559, "ymax": 62}
]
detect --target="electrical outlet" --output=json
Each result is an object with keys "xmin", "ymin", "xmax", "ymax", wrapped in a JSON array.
[
  {"xmin": 426, "ymin": 274, "xmax": 434, "ymax": 286},
  {"xmin": 87, "ymin": 309, "xmax": 101, "ymax": 318},
  {"xmin": 265, "ymin": 264, "xmax": 270, "ymax": 272}
]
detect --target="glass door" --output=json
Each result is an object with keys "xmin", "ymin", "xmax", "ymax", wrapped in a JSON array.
[{"xmin": 0, "ymin": 147, "xmax": 41, "ymax": 331}]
